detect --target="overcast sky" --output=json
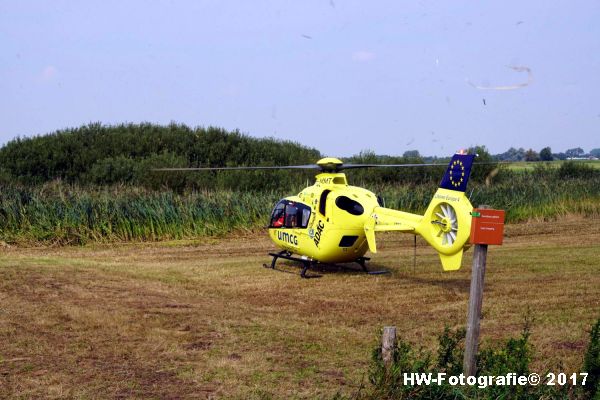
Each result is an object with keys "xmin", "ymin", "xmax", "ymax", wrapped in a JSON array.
[{"xmin": 1, "ymin": 0, "xmax": 599, "ymax": 156}]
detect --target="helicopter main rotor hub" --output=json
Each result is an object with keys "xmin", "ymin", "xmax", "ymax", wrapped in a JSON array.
[{"xmin": 316, "ymin": 157, "xmax": 344, "ymax": 172}]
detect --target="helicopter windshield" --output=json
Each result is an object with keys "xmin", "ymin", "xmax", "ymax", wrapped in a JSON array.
[{"xmin": 269, "ymin": 200, "xmax": 311, "ymax": 229}]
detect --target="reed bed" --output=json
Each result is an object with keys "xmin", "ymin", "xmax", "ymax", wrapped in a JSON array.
[
  {"xmin": 0, "ymin": 185, "xmax": 278, "ymax": 244},
  {"xmin": 1, "ymin": 174, "xmax": 599, "ymax": 244}
]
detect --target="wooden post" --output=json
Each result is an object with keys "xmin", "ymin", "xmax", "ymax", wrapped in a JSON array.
[
  {"xmin": 463, "ymin": 205, "xmax": 489, "ymax": 377},
  {"xmin": 382, "ymin": 326, "xmax": 397, "ymax": 369}
]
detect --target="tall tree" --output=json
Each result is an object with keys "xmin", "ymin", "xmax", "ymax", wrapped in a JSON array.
[
  {"xmin": 496, "ymin": 147, "xmax": 526, "ymax": 161},
  {"xmin": 402, "ymin": 150, "xmax": 421, "ymax": 158},
  {"xmin": 467, "ymin": 145, "xmax": 497, "ymax": 182},
  {"xmin": 525, "ymin": 149, "xmax": 540, "ymax": 162},
  {"xmin": 539, "ymin": 147, "xmax": 553, "ymax": 161},
  {"xmin": 566, "ymin": 147, "xmax": 585, "ymax": 158}
]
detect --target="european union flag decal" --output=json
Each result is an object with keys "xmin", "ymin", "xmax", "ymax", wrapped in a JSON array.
[{"xmin": 439, "ymin": 154, "xmax": 475, "ymax": 192}]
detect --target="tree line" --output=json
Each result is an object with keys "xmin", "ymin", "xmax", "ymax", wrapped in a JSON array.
[
  {"xmin": 0, "ymin": 123, "xmax": 321, "ymax": 191},
  {"xmin": 494, "ymin": 146, "xmax": 600, "ymax": 161},
  {"xmin": 0, "ymin": 123, "xmax": 597, "ymax": 192}
]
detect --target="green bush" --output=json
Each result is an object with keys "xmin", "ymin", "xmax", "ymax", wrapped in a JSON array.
[
  {"xmin": 583, "ymin": 319, "xmax": 600, "ymax": 399},
  {"xmin": 558, "ymin": 162, "xmax": 596, "ymax": 180},
  {"xmin": 355, "ymin": 318, "xmax": 600, "ymax": 400},
  {"xmin": 0, "ymin": 123, "xmax": 321, "ymax": 191}
]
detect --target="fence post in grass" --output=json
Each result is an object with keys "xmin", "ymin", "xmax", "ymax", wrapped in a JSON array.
[
  {"xmin": 463, "ymin": 205, "xmax": 490, "ymax": 377},
  {"xmin": 382, "ymin": 326, "xmax": 396, "ymax": 369}
]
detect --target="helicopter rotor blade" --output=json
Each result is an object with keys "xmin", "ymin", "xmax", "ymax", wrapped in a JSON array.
[
  {"xmin": 152, "ymin": 165, "xmax": 320, "ymax": 171},
  {"xmin": 340, "ymin": 162, "xmax": 445, "ymax": 169},
  {"xmin": 340, "ymin": 160, "xmax": 530, "ymax": 169},
  {"xmin": 441, "ymin": 204, "xmax": 449, "ymax": 218},
  {"xmin": 449, "ymin": 231, "xmax": 456, "ymax": 242},
  {"xmin": 152, "ymin": 160, "xmax": 509, "ymax": 172},
  {"xmin": 449, "ymin": 207, "xmax": 457, "ymax": 224}
]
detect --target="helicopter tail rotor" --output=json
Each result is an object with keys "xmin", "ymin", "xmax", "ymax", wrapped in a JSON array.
[
  {"xmin": 415, "ymin": 193, "xmax": 473, "ymax": 270},
  {"xmin": 414, "ymin": 153, "xmax": 476, "ymax": 270}
]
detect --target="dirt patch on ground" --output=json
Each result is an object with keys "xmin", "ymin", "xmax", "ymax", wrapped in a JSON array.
[{"xmin": 1, "ymin": 219, "xmax": 599, "ymax": 398}]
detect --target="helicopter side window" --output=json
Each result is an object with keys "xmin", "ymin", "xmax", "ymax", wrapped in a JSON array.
[
  {"xmin": 270, "ymin": 201, "xmax": 311, "ymax": 229},
  {"xmin": 285, "ymin": 203, "xmax": 312, "ymax": 228},
  {"xmin": 335, "ymin": 196, "xmax": 364, "ymax": 216},
  {"xmin": 301, "ymin": 208, "xmax": 311, "ymax": 227},
  {"xmin": 285, "ymin": 205, "xmax": 298, "ymax": 227}
]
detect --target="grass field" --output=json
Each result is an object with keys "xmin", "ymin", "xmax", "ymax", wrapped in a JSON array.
[
  {"xmin": 1, "ymin": 218, "xmax": 599, "ymax": 399},
  {"xmin": 505, "ymin": 160, "xmax": 600, "ymax": 170}
]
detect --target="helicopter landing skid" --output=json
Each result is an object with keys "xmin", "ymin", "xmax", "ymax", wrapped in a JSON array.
[
  {"xmin": 264, "ymin": 251, "xmax": 317, "ymax": 278},
  {"xmin": 349, "ymin": 257, "xmax": 389, "ymax": 275},
  {"xmin": 264, "ymin": 252, "xmax": 388, "ymax": 278}
]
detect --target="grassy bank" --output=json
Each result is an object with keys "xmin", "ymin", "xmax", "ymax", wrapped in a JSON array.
[{"xmin": 505, "ymin": 160, "xmax": 600, "ymax": 171}]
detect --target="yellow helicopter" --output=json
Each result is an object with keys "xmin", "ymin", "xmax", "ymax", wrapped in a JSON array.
[{"xmin": 157, "ymin": 152, "xmax": 476, "ymax": 278}]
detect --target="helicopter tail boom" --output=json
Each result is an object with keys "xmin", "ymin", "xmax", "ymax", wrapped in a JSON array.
[{"xmin": 363, "ymin": 208, "xmax": 419, "ymax": 253}]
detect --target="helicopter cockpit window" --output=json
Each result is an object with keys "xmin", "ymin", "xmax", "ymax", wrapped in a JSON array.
[
  {"xmin": 269, "ymin": 201, "xmax": 286, "ymax": 228},
  {"xmin": 335, "ymin": 196, "xmax": 364, "ymax": 216},
  {"xmin": 269, "ymin": 201, "xmax": 311, "ymax": 229},
  {"xmin": 285, "ymin": 205, "xmax": 298, "ymax": 227}
]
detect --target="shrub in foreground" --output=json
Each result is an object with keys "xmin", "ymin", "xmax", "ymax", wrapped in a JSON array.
[{"xmin": 356, "ymin": 318, "xmax": 600, "ymax": 400}]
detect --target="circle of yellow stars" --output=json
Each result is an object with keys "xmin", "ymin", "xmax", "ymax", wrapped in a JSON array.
[{"xmin": 449, "ymin": 160, "xmax": 465, "ymax": 188}]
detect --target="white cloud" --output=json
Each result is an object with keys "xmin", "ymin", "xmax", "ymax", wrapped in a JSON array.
[{"xmin": 352, "ymin": 51, "xmax": 376, "ymax": 62}]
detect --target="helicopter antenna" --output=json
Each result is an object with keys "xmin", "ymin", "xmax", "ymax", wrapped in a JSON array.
[{"xmin": 468, "ymin": 187, "xmax": 475, "ymax": 201}]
